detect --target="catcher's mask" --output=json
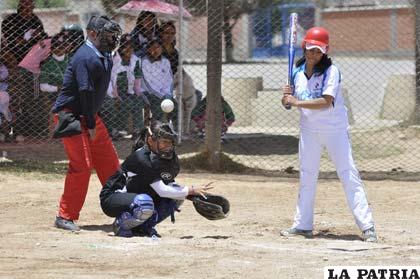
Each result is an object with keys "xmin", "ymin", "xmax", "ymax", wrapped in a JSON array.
[
  {"xmin": 87, "ymin": 15, "xmax": 122, "ymax": 52},
  {"xmin": 148, "ymin": 121, "xmax": 177, "ymax": 160}
]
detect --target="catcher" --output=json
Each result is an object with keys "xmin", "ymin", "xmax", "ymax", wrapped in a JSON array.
[{"xmin": 100, "ymin": 120, "xmax": 229, "ymax": 237}]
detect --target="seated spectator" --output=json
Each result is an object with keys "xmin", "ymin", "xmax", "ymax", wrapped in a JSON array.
[
  {"xmin": 1, "ymin": 0, "xmax": 47, "ymax": 66},
  {"xmin": 159, "ymin": 21, "xmax": 178, "ymax": 75},
  {"xmin": 0, "ymin": 56, "xmax": 12, "ymax": 142},
  {"xmin": 191, "ymin": 96, "xmax": 235, "ymax": 138},
  {"xmin": 137, "ymin": 39, "xmax": 175, "ymax": 123},
  {"xmin": 130, "ymin": 11, "xmax": 158, "ymax": 58},
  {"xmin": 103, "ymin": 34, "xmax": 144, "ymax": 139},
  {"xmin": 39, "ymin": 33, "xmax": 69, "ymax": 137}
]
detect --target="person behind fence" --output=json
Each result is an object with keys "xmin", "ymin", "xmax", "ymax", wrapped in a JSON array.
[
  {"xmin": 130, "ymin": 11, "xmax": 159, "ymax": 58},
  {"xmin": 138, "ymin": 39, "xmax": 175, "ymax": 122},
  {"xmin": 280, "ymin": 27, "xmax": 377, "ymax": 242},
  {"xmin": 100, "ymin": 120, "xmax": 214, "ymax": 237},
  {"xmin": 191, "ymin": 96, "xmax": 235, "ymax": 137},
  {"xmin": 9, "ymin": 29, "xmax": 51, "ymax": 141},
  {"xmin": 1, "ymin": 0, "xmax": 47, "ymax": 66},
  {"xmin": 159, "ymin": 21, "xmax": 178, "ymax": 75},
  {"xmin": 106, "ymin": 34, "xmax": 144, "ymax": 139},
  {"xmin": 51, "ymin": 15, "xmax": 122, "ymax": 232},
  {"xmin": 39, "ymin": 32, "xmax": 70, "ymax": 136},
  {"xmin": 0, "ymin": 54, "xmax": 12, "ymax": 142},
  {"xmin": 60, "ymin": 24, "xmax": 85, "ymax": 57}
]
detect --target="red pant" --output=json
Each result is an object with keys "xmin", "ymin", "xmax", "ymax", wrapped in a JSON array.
[{"xmin": 55, "ymin": 114, "xmax": 120, "ymax": 220}]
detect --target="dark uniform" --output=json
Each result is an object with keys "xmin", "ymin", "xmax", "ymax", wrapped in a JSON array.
[{"xmin": 100, "ymin": 144, "xmax": 180, "ymax": 236}]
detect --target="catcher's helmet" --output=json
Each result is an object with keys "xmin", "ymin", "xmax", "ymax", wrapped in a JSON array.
[
  {"xmin": 302, "ymin": 27, "xmax": 329, "ymax": 53},
  {"xmin": 149, "ymin": 121, "xmax": 177, "ymax": 160}
]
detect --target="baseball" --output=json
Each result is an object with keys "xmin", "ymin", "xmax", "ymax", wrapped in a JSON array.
[{"xmin": 161, "ymin": 99, "xmax": 174, "ymax": 113}]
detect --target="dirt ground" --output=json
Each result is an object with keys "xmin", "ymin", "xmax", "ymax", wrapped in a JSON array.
[{"xmin": 0, "ymin": 171, "xmax": 419, "ymax": 279}]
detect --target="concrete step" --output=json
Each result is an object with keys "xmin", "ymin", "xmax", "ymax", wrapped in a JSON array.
[{"xmin": 251, "ymin": 90, "xmax": 300, "ymax": 127}]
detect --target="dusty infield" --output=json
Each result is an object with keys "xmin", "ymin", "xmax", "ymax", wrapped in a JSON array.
[{"xmin": 0, "ymin": 172, "xmax": 419, "ymax": 279}]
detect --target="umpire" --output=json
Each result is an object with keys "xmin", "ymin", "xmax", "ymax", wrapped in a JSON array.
[{"xmin": 52, "ymin": 16, "xmax": 122, "ymax": 231}]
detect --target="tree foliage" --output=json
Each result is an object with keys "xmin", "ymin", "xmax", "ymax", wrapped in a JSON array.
[{"xmin": 6, "ymin": 0, "xmax": 66, "ymax": 9}]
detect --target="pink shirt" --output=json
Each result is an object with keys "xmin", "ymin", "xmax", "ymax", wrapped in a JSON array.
[{"xmin": 18, "ymin": 38, "xmax": 51, "ymax": 74}]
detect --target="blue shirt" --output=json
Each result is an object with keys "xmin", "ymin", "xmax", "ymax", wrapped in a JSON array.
[{"xmin": 52, "ymin": 40, "xmax": 113, "ymax": 129}]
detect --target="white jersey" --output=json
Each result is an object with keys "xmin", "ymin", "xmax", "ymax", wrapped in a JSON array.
[
  {"xmin": 139, "ymin": 56, "xmax": 173, "ymax": 99},
  {"xmin": 293, "ymin": 64, "xmax": 348, "ymax": 132},
  {"xmin": 107, "ymin": 53, "xmax": 139, "ymax": 97}
]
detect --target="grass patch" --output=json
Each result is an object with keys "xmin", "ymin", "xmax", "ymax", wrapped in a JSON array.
[{"xmin": 180, "ymin": 151, "xmax": 250, "ymax": 173}]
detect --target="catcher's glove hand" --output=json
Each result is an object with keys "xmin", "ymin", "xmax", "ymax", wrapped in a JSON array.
[{"xmin": 187, "ymin": 194, "xmax": 230, "ymax": 220}]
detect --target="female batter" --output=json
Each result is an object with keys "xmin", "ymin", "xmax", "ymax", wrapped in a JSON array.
[{"xmin": 281, "ymin": 27, "xmax": 377, "ymax": 242}]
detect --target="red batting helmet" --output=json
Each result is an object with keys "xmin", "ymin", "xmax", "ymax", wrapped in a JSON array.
[{"xmin": 302, "ymin": 27, "xmax": 329, "ymax": 53}]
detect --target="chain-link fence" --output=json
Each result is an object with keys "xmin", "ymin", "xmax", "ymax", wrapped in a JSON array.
[{"xmin": 0, "ymin": 0, "xmax": 418, "ymax": 174}]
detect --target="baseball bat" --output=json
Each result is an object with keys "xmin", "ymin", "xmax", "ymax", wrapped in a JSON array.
[{"xmin": 285, "ymin": 12, "xmax": 298, "ymax": 110}]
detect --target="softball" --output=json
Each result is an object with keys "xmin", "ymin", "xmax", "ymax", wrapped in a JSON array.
[{"xmin": 161, "ymin": 99, "xmax": 174, "ymax": 113}]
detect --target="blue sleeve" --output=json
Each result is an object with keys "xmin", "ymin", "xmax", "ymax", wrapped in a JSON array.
[{"xmin": 74, "ymin": 58, "xmax": 94, "ymax": 92}]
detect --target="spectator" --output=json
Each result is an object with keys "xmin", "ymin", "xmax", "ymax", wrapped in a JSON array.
[
  {"xmin": 39, "ymin": 32, "xmax": 69, "ymax": 137},
  {"xmin": 130, "ymin": 11, "xmax": 158, "ymax": 58},
  {"xmin": 137, "ymin": 39, "xmax": 175, "ymax": 122},
  {"xmin": 60, "ymin": 24, "xmax": 85, "ymax": 57},
  {"xmin": 159, "ymin": 21, "xmax": 178, "ymax": 75},
  {"xmin": 191, "ymin": 96, "xmax": 235, "ymax": 138},
  {"xmin": 106, "ymin": 34, "xmax": 145, "ymax": 139},
  {"xmin": 52, "ymin": 15, "xmax": 122, "ymax": 231},
  {"xmin": 102, "ymin": 79, "xmax": 120, "ymax": 139},
  {"xmin": 9, "ymin": 35, "xmax": 52, "ymax": 141},
  {"xmin": 1, "ymin": 0, "xmax": 47, "ymax": 66},
  {"xmin": 0, "ymin": 54, "xmax": 12, "ymax": 142}
]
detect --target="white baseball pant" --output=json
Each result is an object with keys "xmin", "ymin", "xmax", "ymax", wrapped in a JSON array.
[{"xmin": 292, "ymin": 129, "xmax": 375, "ymax": 231}]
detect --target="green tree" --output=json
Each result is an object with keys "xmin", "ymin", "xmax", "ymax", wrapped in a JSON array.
[
  {"xmin": 6, "ymin": 0, "xmax": 66, "ymax": 9},
  {"xmin": 206, "ymin": 0, "xmax": 224, "ymax": 170}
]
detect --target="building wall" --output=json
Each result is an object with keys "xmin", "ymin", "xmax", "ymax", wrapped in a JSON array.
[{"xmin": 322, "ymin": 7, "xmax": 414, "ymax": 55}]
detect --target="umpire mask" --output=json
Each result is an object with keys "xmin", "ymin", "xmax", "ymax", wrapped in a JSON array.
[{"xmin": 88, "ymin": 16, "xmax": 122, "ymax": 53}]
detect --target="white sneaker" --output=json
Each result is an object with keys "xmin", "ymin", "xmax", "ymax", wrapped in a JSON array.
[
  {"xmin": 281, "ymin": 227, "xmax": 313, "ymax": 238},
  {"xmin": 362, "ymin": 227, "xmax": 378, "ymax": 242}
]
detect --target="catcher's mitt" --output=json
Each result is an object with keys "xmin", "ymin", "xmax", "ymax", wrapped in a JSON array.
[{"xmin": 187, "ymin": 194, "xmax": 230, "ymax": 220}]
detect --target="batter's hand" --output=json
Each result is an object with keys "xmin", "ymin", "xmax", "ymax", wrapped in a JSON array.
[
  {"xmin": 88, "ymin": 128, "xmax": 96, "ymax": 140},
  {"xmin": 282, "ymin": 85, "xmax": 297, "ymax": 107},
  {"xmin": 282, "ymin": 94, "xmax": 298, "ymax": 107}
]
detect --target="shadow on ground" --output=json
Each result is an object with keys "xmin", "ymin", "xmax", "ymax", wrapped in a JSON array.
[{"xmin": 177, "ymin": 133, "xmax": 299, "ymax": 156}]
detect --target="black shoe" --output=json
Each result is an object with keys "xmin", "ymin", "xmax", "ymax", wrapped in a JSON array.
[
  {"xmin": 132, "ymin": 226, "xmax": 161, "ymax": 238},
  {"xmin": 55, "ymin": 216, "xmax": 80, "ymax": 231}
]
